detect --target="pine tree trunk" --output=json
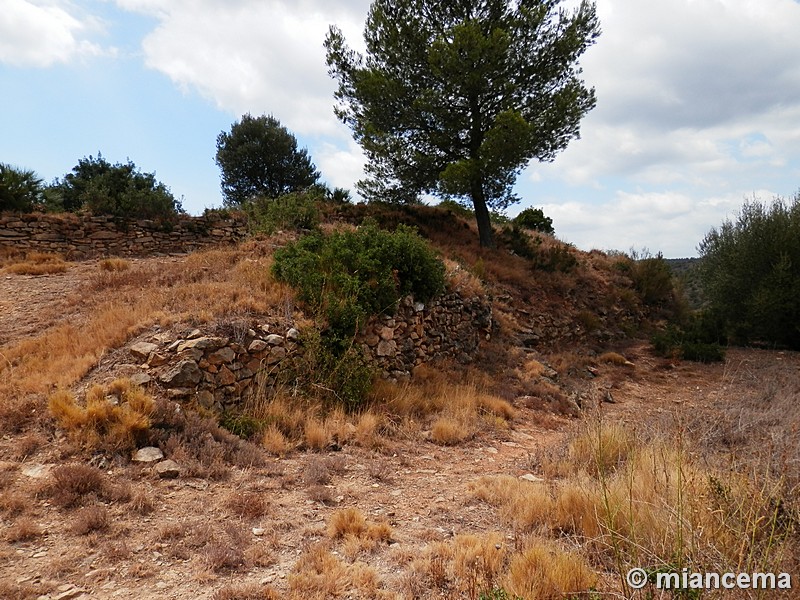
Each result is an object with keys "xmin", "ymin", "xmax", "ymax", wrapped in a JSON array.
[{"xmin": 471, "ymin": 183, "xmax": 495, "ymax": 249}]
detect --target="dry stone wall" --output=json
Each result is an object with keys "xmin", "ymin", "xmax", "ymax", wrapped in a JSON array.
[
  {"xmin": 360, "ymin": 293, "xmax": 493, "ymax": 379},
  {"xmin": 0, "ymin": 212, "xmax": 247, "ymax": 258},
  {"xmin": 127, "ymin": 292, "xmax": 492, "ymax": 411}
]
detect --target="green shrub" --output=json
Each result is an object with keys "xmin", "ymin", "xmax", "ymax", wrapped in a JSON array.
[
  {"xmin": 247, "ymin": 188, "xmax": 321, "ymax": 234},
  {"xmin": 0, "ymin": 163, "xmax": 43, "ymax": 213},
  {"xmin": 651, "ymin": 318, "xmax": 726, "ymax": 363},
  {"xmin": 285, "ymin": 329, "xmax": 376, "ymax": 411},
  {"xmin": 272, "ymin": 220, "xmax": 445, "ymax": 409},
  {"xmin": 53, "ymin": 154, "xmax": 183, "ymax": 223},
  {"xmin": 498, "ymin": 225, "xmax": 576, "ymax": 272},
  {"xmin": 537, "ymin": 244, "xmax": 578, "ymax": 273},
  {"xmin": 630, "ymin": 251, "xmax": 675, "ymax": 307},
  {"xmin": 699, "ymin": 193, "xmax": 800, "ymax": 348},
  {"xmin": 219, "ymin": 411, "xmax": 265, "ymax": 439},
  {"xmin": 513, "ymin": 207, "xmax": 554, "ymax": 235},
  {"xmin": 499, "ymin": 224, "xmax": 539, "ymax": 259},
  {"xmin": 273, "ymin": 219, "xmax": 446, "ymax": 344}
]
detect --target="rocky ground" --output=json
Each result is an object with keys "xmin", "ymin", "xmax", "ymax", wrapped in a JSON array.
[{"xmin": 1, "ymin": 256, "xmax": 797, "ymax": 599}]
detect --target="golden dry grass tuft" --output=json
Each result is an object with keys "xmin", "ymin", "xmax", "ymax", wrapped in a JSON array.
[
  {"xmin": 261, "ymin": 424, "xmax": 291, "ymax": 456},
  {"xmin": 3, "ymin": 251, "xmax": 69, "ymax": 275},
  {"xmin": 48, "ymin": 380, "xmax": 154, "ymax": 453},
  {"xmin": 328, "ymin": 508, "xmax": 367, "ymax": 539},
  {"xmin": 303, "ymin": 418, "xmax": 330, "ymax": 452},
  {"xmin": 598, "ymin": 351, "xmax": 631, "ymax": 365},
  {"xmin": 470, "ymin": 416, "xmax": 799, "ymax": 598},
  {"xmin": 504, "ymin": 538, "xmax": 597, "ymax": 600}
]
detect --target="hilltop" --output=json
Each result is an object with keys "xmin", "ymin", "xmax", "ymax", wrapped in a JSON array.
[{"xmin": 0, "ymin": 205, "xmax": 796, "ymax": 600}]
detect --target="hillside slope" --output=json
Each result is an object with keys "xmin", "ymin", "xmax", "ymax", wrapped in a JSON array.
[{"xmin": 0, "ymin": 209, "xmax": 796, "ymax": 599}]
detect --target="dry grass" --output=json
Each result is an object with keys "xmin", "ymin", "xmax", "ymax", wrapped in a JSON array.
[
  {"xmin": 48, "ymin": 380, "xmax": 154, "ymax": 453},
  {"xmin": 98, "ymin": 257, "xmax": 131, "ymax": 272},
  {"xmin": 288, "ymin": 542, "xmax": 383, "ymax": 600},
  {"xmin": 354, "ymin": 411, "xmax": 381, "ymax": 448},
  {"xmin": 328, "ymin": 508, "xmax": 367, "ymax": 539},
  {"xmin": 430, "ymin": 416, "xmax": 469, "ymax": 445},
  {"xmin": 469, "ymin": 475, "xmax": 554, "ymax": 531},
  {"xmin": 6, "ymin": 516, "xmax": 44, "ymax": 542},
  {"xmin": 0, "ymin": 490, "xmax": 27, "ymax": 517},
  {"xmin": 261, "ymin": 424, "xmax": 291, "ymax": 456},
  {"xmin": 213, "ymin": 583, "xmax": 281, "ymax": 600},
  {"xmin": 3, "ymin": 251, "xmax": 69, "ymax": 275},
  {"xmin": 0, "ymin": 244, "xmax": 292, "ymax": 409},
  {"xmin": 224, "ymin": 491, "xmax": 270, "ymax": 521},
  {"xmin": 470, "ymin": 415, "xmax": 799, "ymax": 598},
  {"xmin": 71, "ymin": 505, "xmax": 110, "ymax": 535},
  {"xmin": 304, "ymin": 417, "xmax": 330, "ymax": 451},
  {"xmin": 303, "ymin": 457, "xmax": 332, "ymax": 486},
  {"xmin": 371, "ymin": 372, "xmax": 516, "ymax": 447},
  {"xmin": 504, "ymin": 539, "xmax": 597, "ymax": 600},
  {"xmin": 598, "ymin": 351, "xmax": 632, "ymax": 366},
  {"xmin": 45, "ymin": 463, "xmax": 109, "ymax": 509}
]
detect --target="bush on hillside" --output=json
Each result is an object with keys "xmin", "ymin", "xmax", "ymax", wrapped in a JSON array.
[
  {"xmin": 273, "ymin": 220, "xmax": 445, "ymax": 409},
  {"xmin": 52, "ymin": 154, "xmax": 183, "ymax": 223},
  {"xmin": 272, "ymin": 219, "xmax": 446, "ymax": 344},
  {"xmin": 246, "ymin": 188, "xmax": 321, "ymax": 234},
  {"xmin": 513, "ymin": 207, "xmax": 554, "ymax": 235},
  {"xmin": 0, "ymin": 163, "xmax": 44, "ymax": 213},
  {"xmin": 498, "ymin": 224, "xmax": 577, "ymax": 272},
  {"xmin": 699, "ymin": 193, "xmax": 800, "ymax": 348},
  {"xmin": 614, "ymin": 250, "xmax": 687, "ymax": 320}
]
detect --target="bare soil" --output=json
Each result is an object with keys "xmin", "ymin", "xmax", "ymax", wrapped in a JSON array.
[{"xmin": 1, "ymin": 255, "xmax": 797, "ymax": 599}]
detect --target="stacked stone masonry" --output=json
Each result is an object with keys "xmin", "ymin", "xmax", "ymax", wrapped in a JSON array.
[
  {"xmin": 130, "ymin": 292, "xmax": 492, "ymax": 410},
  {"xmin": 0, "ymin": 212, "xmax": 248, "ymax": 258}
]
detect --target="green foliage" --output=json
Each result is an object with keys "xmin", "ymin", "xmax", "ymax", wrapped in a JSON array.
[
  {"xmin": 53, "ymin": 154, "xmax": 182, "ymax": 222},
  {"xmin": 651, "ymin": 316, "xmax": 726, "ymax": 363},
  {"xmin": 499, "ymin": 224, "xmax": 539, "ymax": 259},
  {"xmin": 246, "ymin": 188, "xmax": 321, "ymax": 234},
  {"xmin": 287, "ymin": 329, "xmax": 376, "ymax": 411},
  {"xmin": 219, "ymin": 411, "xmax": 265, "ymax": 440},
  {"xmin": 272, "ymin": 219, "xmax": 444, "ymax": 410},
  {"xmin": 499, "ymin": 224, "xmax": 577, "ymax": 272},
  {"xmin": 513, "ymin": 207, "xmax": 554, "ymax": 235},
  {"xmin": 273, "ymin": 220, "xmax": 446, "ymax": 344},
  {"xmin": 215, "ymin": 113, "xmax": 320, "ymax": 206},
  {"xmin": 617, "ymin": 250, "xmax": 687, "ymax": 320},
  {"xmin": 699, "ymin": 193, "xmax": 800, "ymax": 348},
  {"xmin": 325, "ymin": 0, "xmax": 600, "ymax": 247},
  {"xmin": 0, "ymin": 163, "xmax": 44, "ymax": 212}
]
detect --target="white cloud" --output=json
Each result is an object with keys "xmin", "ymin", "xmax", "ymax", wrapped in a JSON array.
[
  {"xmin": 314, "ymin": 135, "xmax": 366, "ymax": 192},
  {"xmin": 115, "ymin": 0, "xmax": 370, "ymax": 137},
  {"xmin": 534, "ymin": 0, "xmax": 800, "ymax": 187},
  {"xmin": 0, "ymin": 0, "xmax": 107, "ymax": 67},
  {"xmin": 539, "ymin": 189, "xmax": 772, "ymax": 257}
]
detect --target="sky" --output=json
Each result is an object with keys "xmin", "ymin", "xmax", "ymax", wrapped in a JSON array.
[{"xmin": 2, "ymin": 0, "xmax": 800, "ymax": 257}]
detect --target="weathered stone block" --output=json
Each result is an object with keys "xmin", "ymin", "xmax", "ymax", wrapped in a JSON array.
[{"xmin": 159, "ymin": 360, "xmax": 202, "ymax": 387}]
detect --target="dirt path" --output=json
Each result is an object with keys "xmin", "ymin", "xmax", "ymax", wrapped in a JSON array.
[
  {"xmin": 1, "ymin": 256, "xmax": 797, "ymax": 599},
  {"xmin": 0, "ymin": 262, "xmax": 100, "ymax": 347}
]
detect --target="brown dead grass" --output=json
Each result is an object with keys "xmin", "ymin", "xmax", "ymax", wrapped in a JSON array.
[
  {"xmin": 6, "ymin": 516, "xmax": 44, "ymax": 542},
  {"xmin": 48, "ymin": 380, "xmax": 154, "ymax": 453},
  {"xmin": 0, "ymin": 244, "xmax": 294, "ymax": 435},
  {"xmin": 2, "ymin": 251, "xmax": 69, "ymax": 275},
  {"xmin": 98, "ymin": 257, "xmax": 131, "ymax": 272}
]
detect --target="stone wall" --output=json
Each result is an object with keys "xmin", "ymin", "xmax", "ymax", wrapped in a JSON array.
[
  {"xmin": 126, "ymin": 292, "xmax": 492, "ymax": 411},
  {"xmin": 0, "ymin": 212, "xmax": 248, "ymax": 258},
  {"xmin": 360, "ymin": 293, "xmax": 493, "ymax": 379}
]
